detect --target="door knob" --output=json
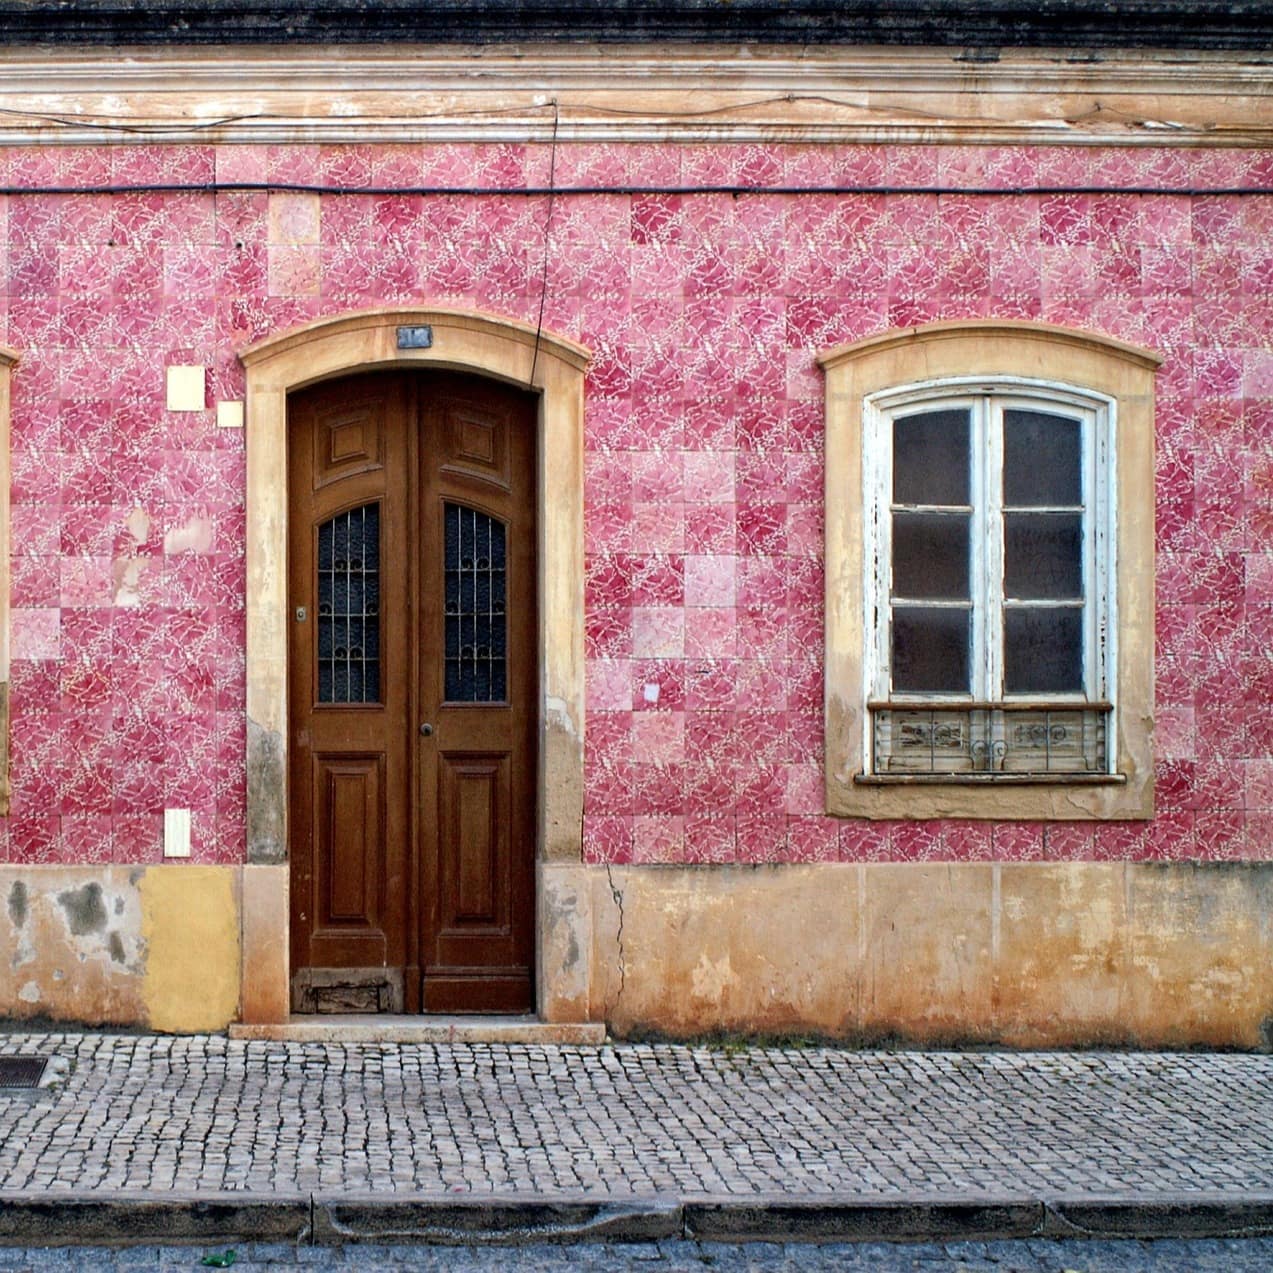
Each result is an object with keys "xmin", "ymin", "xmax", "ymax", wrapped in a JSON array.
[{"xmin": 419, "ymin": 723, "xmax": 434, "ymax": 737}]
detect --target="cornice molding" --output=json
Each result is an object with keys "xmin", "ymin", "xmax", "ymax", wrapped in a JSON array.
[
  {"xmin": 1, "ymin": 0, "xmax": 1270, "ymax": 52},
  {"xmin": 0, "ymin": 46, "xmax": 1270, "ymax": 147}
]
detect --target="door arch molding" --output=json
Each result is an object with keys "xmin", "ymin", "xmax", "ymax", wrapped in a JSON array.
[{"xmin": 239, "ymin": 307, "xmax": 589, "ymax": 1022}]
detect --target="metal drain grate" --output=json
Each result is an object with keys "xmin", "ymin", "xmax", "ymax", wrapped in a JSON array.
[{"xmin": 0, "ymin": 1056, "xmax": 48, "ymax": 1088}]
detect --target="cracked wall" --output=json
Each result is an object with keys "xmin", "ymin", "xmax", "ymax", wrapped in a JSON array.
[{"xmin": 583, "ymin": 861, "xmax": 1273, "ymax": 1048}]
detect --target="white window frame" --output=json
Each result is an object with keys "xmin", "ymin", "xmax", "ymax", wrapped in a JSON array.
[{"xmin": 861, "ymin": 377, "xmax": 1117, "ymax": 779}]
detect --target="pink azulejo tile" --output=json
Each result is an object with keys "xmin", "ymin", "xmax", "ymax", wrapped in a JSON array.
[
  {"xmin": 1193, "ymin": 810, "xmax": 1250, "ymax": 860},
  {"xmin": 837, "ymin": 819, "xmax": 893, "ymax": 863},
  {"xmin": 785, "ymin": 815, "xmax": 838, "ymax": 863},
  {"xmin": 58, "ymin": 815, "xmax": 114, "ymax": 865},
  {"xmin": 684, "ymin": 606, "xmax": 738, "ymax": 660},
  {"xmin": 1041, "ymin": 823, "xmax": 1095, "ymax": 859},
  {"xmin": 584, "ymin": 758, "xmax": 636, "ymax": 819},
  {"xmin": 631, "ymin": 711, "xmax": 685, "ymax": 766},
  {"xmin": 10, "ymin": 608, "xmax": 61, "ymax": 661},
  {"xmin": 586, "ymin": 606, "xmax": 633, "ymax": 659},
  {"xmin": 583, "ymin": 815, "xmax": 634, "ymax": 865},
  {"xmin": 586, "ymin": 658, "xmax": 634, "ymax": 712},
  {"xmin": 8, "ymin": 816, "xmax": 65, "ymax": 865},
  {"xmin": 631, "ymin": 502, "xmax": 685, "ymax": 554},
  {"xmin": 734, "ymin": 813, "xmax": 787, "ymax": 863},
  {"xmin": 630, "ymin": 761, "xmax": 685, "ymax": 815},
  {"xmin": 683, "ymin": 814, "xmax": 737, "ymax": 865},
  {"xmin": 782, "ymin": 762, "xmax": 822, "ymax": 817},
  {"xmin": 632, "ymin": 815, "xmax": 684, "ymax": 864},
  {"xmin": 9, "ymin": 710, "xmax": 67, "ymax": 816},
  {"xmin": 630, "ymin": 606, "xmax": 684, "ymax": 658},
  {"xmin": 585, "ymin": 554, "xmax": 633, "ymax": 607},
  {"xmin": 625, "ymin": 553, "xmax": 685, "ymax": 606},
  {"xmin": 683, "ymin": 758, "xmax": 740, "ymax": 819},
  {"xmin": 686, "ymin": 505, "xmax": 737, "ymax": 555},
  {"xmin": 11, "ymin": 555, "xmax": 61, "ymax": 609},
  {"xmin": 735, "ymin": 764, "xmax": 786, "ymax": 818},
  {"xmin": 684, "ymin": 661, "xmax": 737, "ymax": 711}
]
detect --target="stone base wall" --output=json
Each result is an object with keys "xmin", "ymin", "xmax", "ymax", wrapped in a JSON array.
[
  {"xmin": 0, "ymin": 865, "xmax": 240, "ymax": 1032},
  {"xmin": 543, "ymin": 861, "xmax": 1273, "ymax": 1049},
  {"xmin": 6, "ymin": 860, "xmax": 1269, "ymax": 1048}
]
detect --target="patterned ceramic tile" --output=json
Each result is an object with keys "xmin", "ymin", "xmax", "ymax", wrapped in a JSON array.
[{"xmin": 1, "ymin": 142, "xmax": 1270, "ymax": 863}]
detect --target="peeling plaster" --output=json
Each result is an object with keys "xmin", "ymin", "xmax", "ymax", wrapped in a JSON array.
[
  {"xmin": 544, "ymin": 695, "xmax": 579, "ymax": 741},
  {"xmin": 111, "ymin": 555, "xmax": 150, "ymax": 606},
  {"xmin": 163, "ymin": 510, "xmax": 214, "ymax": 554},
  {"xmin": 1, "ymin": 869, "xmax": 148, "ymax": 1025},
  {"xmin": 7, "ymin": 880, "xmax": 27, "ymax": 928},
  {"xmin": 124, "ymin": 507, "xmax": 151, "ymax": 544},
  {"xmin": 57, "ymin": 882, "xmax": 108, "ymax": 936}
]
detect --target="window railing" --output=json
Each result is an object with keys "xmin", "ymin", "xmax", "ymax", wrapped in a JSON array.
[{"xmin": 866, "ymin": 701, "xmax": 1111, "ymax": 779}]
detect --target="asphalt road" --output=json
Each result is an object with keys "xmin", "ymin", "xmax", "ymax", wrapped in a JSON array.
[{"xmin": 1, "ymin": 1239, "xmax": 1272, "ymax": 1269}]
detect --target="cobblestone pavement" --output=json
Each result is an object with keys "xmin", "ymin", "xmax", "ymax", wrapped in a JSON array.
[
  {"xmin": 0, "ymin": 1035, "xmax": 1270, "ymax": 1200},
  {"xmin": 3, "ymin": 1240, "xmax": 1273, "ymax": 1271}
]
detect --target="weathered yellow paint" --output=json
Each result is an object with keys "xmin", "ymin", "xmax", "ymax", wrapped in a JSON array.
[
  {"xmin": 140, "ymin": 866, "xmax": 241, "ymax": 1032},
  {"xmin": 576, "ymin": 862, "xmax": 1273, "ymax": 1048}
]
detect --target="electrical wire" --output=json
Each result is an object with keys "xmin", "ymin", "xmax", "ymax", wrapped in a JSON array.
[
  {"xmin": 0, "ymin": 182, "xmax": 1270, "ymax": 197},
  {"xmin": 528, "ymin": 99, "xmax": 560, "ymax": 391}
]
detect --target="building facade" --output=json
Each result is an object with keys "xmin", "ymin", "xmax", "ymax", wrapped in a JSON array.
[{"xmin": 0, "ymin": 2, "xmax": 1270, "ymax": 1044}]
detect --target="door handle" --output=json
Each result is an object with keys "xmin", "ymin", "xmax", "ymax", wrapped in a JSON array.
[{"xmin": 419, "ymin": 723, "xmax": 434, "ymax": 737}]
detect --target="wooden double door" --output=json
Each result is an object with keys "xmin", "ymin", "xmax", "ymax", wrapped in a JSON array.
[{"xmin": 288, "ymin": 370, "xmax": 537, "ymax": 1014}]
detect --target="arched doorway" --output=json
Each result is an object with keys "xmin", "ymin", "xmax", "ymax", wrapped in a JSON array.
[{"xmin": 239, "ymin": 308, "xmax": 589, "ymax": 1023}]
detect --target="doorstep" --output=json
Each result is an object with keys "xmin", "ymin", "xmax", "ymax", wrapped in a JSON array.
[{"xmin": 227, "ymin": 1015, "xmax": 607, "ymax": 1044}]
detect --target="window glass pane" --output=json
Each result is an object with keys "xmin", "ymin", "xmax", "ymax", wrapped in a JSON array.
[
  {"xmin": 893, "ymin": 409, "xmax": 970, "ymax": 505},
  {"xmin": 892, "ymin": 605, "xmax": 970, "ymax": 693},
  {"xmin": 1004, "ymin": 512, "xmax": 1083, "ymax": 599},
  {"xmin": 1003, "ymin": 409, "xmax": 1081, "ymax": 506},
  {"xmin": 444, "ymin": 503, "xmax": 508, "ymax": 703},
  {"xmin": 1004, "ymin": 608, "xmax": 1083, "ymax": 693},
  {"xmin": 892, "ymin": 511, "xmax": 969, "ymax": 600},
  {"xmin": 317, "ymin": 503, "xmax": 380, "ymax": 704}
]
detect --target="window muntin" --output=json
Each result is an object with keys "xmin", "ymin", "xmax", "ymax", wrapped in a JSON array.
[{"xmin": 863, "ymin": 379, "xmax": 1114, "ymax": 778}]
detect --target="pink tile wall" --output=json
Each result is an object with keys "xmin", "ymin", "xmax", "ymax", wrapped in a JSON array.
[{"xmin": 0, "ymin": 142, "xmax": 1270, "ymax": 866}]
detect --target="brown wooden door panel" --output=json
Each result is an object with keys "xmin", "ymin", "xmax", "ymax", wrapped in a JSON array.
[
  {"xmin": 314, "ymin": 753, "xmax": 385, "ymax": 930},
  {"xmin": 290, "ymin": 369, "xmax": 536, "ymax": 1015}
]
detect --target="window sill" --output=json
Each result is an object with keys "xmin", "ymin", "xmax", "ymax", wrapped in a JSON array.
[{"xmin": 854, "ymin": 772, "xmax": 1127, "ymax": 787}]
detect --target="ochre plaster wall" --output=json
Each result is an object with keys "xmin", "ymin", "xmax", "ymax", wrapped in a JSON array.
[
  {"xmin": 0, "ymin": 865, "xmax": 240, "ymax": 1031},
  {"xmin": 3, "ymin": 858, "xmax": 1268, "ymax": 1046},
  {"xmin": 569, "ymin": 861, "xmax": 1273, "ymax": 1048}
]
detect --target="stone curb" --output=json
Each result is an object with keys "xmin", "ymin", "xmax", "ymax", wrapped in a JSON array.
[
  {"xmin": 1040, "ymin": 1194, "xmax": 1273, "ymax": 1240},
  {"xmin": 681, "ymin": 1196, "xmax": 1044, "ymax": 1242},
  {"xmin": 313, "ymin": 1196, "xmax": 683, "ymax": 1245},
  {"xmin": 0, "ymin": 1194, "xmax": 312, "ymax": 1246},
  {"xmin": 1, "ymin": 1191, "xmax": 1272, "ymax": 1247}
]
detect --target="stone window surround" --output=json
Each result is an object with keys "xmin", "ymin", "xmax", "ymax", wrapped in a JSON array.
[
  {"xmin": 820, "ymin": 319, "xmax": 1161, "ymax": 821},
  {"xmin": 239, "ymin": 308, "xmax": 590, "ymax": 1023}
]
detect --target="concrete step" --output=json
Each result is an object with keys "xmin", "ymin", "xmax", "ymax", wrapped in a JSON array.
[{"xmin": 227, "ymin": 1015, "xmax": 607, "ymax": 1045}]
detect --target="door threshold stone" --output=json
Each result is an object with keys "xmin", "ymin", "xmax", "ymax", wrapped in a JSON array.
[{"xmin": 228, "ymin": 1015, "xmax": 607, "ymax": 1044}]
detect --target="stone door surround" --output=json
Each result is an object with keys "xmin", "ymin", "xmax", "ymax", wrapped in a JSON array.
[{"xmin": 238, "ymin": 307, "xmax": 589, "ymax": 1024}]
